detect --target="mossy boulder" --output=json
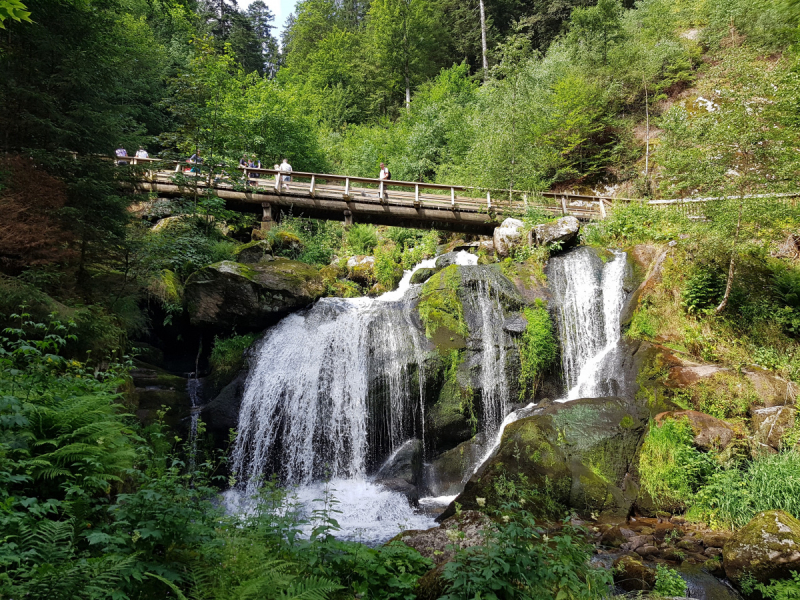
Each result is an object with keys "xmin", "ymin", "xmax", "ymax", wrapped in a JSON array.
[
  {"xmin": 424, "ymin": 433, "xmax": 489, "ymax": 496},
  {"xmin": 185, "ymin": 258, "xmax": 324, "ymax": 330},
  {"xmin": 346, "ymin": 255, "xmax": 376, "ymax": 286},
  {"xmin": 723, "ymin": 510, "xmax": 800, "ymax": 585},
  {"xmin": 440, "ymin": 396, "xmax": 648, "ymax": 520},
  {"xmin": 752, "ymin": 405, "xmax": 796, "ymax": 450},
  {"xmin": 234, "ymin": 240, "xmax": 273, "ymax": 264},
  {"xmin": 411, "ymin": 267, "xmax": 438, "ymax": 285},
  {"xmin": 613, "ymin": 555, "xmax": 656, "ymax": 592}
]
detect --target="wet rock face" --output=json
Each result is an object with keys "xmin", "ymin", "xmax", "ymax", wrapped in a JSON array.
[
  {"xmin": 529, "ymin": 216, "xmax": 580, "ymax": 249},
  {"xmin": 440, "ymin": 396, "xmax": 649, "ymax": 521},
  {"xmin": 184, "ymin": 258, "xmax": 324, "ymax": 331},
  {"xmin": 202, "ymin": 372, "xmax": 247, "ymax": 437},
  {"xmin": 373, "ymin": 439, "xmax": 424, "ymax": 505},
  {"xmin": 654, "ymin": 410, "xmax": 736, "ymax": 451},
  {"xmin": 411, "ymin": 267, "xmax": 438, "ymax": 285},
  {"xmin": 723, "ymin": 510, "xmax": 800, "ymax": 585}
]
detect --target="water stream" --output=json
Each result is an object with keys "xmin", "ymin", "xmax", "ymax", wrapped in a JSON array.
[
  {"xmin": 225, "ymin": 246, "xmax": 631, "ymax": 543},
  {"xmin": 226, "ymin": 252, "xmax": 486, "ymax": 542}
]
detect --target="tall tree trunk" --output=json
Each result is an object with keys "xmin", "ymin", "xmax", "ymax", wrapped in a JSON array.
[
  {"xmin": 479, "ymin": 0, "xmax": 488, "ymax": 78},
  {"xmin": 715, "ymin": 199, "xmax": 744, "ymax": 314}
]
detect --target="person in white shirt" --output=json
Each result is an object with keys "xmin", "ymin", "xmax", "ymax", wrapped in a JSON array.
[
  {"xmin": 379, "ymin": 163, "xmax": 390, "ymax": 180},
  {"xmin": 279, "ymin": 158, "xmax": 292, "ymax": 183},
  {"xmin": 135, "ymin": 147, "xmax": 149, "ymax": 159}
]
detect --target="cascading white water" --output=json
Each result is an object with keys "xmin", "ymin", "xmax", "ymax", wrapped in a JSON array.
[
  {"xmin": 187, "ymin": 374, "xmax": 201, "ymax": 466},
  {"xmin": 548, "ymin": 247, "xmax": 629, "ymax": 400},
  {"xmin": 227, "ymin": 251, "xmax": 492, "ymax": 543},
  {"xmin": 474, "ymin": 280, "xmax": 510, "ymax": 436}
]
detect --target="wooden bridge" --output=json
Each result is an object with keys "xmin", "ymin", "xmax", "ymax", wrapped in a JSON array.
[
  {"xmin": 122, "ymin": 157, "xmax": 799, "ymax": 234},
  {"xmin": 124, "ymin": 158, "xmax": 614, "ymax": 235}
]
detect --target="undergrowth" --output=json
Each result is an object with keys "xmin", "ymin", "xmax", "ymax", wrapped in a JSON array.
[{"xmin": 518, "ymin": 300, "xmax": 559, "ymax": 400}]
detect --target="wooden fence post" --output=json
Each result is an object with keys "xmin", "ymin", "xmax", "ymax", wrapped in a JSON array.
[
  {"xmin": 487, "ymin": 191, "xmax": 492, "ymax": 209},
  {"xmin": 415, "ymin": 184, "xmax": 420, "ymax": 206},
  {"xmin": 344, "ymin": 177, "xmax": 350, "ymax": 198},
  {"xmin": 598, "ymin": 198, "xmax": 607, "ymax": 219},
  {"xmin": 561, "ymin": 195, "xmax": 568, "ymax": 215},
  {"xmin": 451, "ymin": 187, "xmax": 455, "ymax": 207},
  {"xmin": 310, "ymin": 175, "xmax": 316, "ymax": 197}
]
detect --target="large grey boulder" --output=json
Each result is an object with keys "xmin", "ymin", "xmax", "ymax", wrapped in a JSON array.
[
  {"xmin": 492, "ymin": 217, "xmax": 524, "ymax": 258},
  {"xmin": 752, "ymin": 405, "xmax": 796, "ymax": 450},
  {"xmin": 374, "ymin": 439, "xmax": 423, "ymax": 504},
  {"xmin": 439, "ymin": 396, "xmax": 648, "ymax": 521},
  {"xmin": 724, "ymin": 510, "xmax": 800, "ymax": 585},
  {"xmin": 185, "ymin": 258, "xmax": 324, "ymax": 330},
  {"xmin": 530, "ymin": 216, "xmax": 580, "ymax": 249},
  {"xmin": 234, "ymin": 240, "xmax": 273, "ymax": 264}
]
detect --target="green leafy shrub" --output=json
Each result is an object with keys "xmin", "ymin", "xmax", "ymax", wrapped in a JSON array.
[
  {"xmin": 682, "ymin": 269, "xmax": 725, "ymax": 314},
  {"xmin": 347, "ymin": 224, "xmax": 379, "ymax": 255},
  {"xmin": 639, "ymin": 418, "xmax": 716, "ymax": 511},
  {"xmin": 209, "ymin": 333, "xmax": 258, "ymax": 390},
  {"xmin": 654, "ymin": 564, "xmax": 687, "ymax": 597},
  {"xmin": 518, "ymin": 300, "xmax": 559, "ymax": 400},
  {"xmin": 373, "ymin": 242, "xmax": 403, "ymax": 290},
  {"xmin": 755, "ymin": 570, "xmax": 800, "ymax": 600},
  {"xmin": 440, "ymin": 510, "xmax": 612, "ymax": 600}
]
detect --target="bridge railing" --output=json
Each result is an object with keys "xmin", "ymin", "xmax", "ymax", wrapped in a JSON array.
[{"xmin": 116, "ymin": 157, "xmax": 800, "ymax": 221}]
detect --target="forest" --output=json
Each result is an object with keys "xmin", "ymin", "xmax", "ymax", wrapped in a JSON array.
[{"xmin": 3, "ymin": 0, "xmax": 800, "ymax": 597}]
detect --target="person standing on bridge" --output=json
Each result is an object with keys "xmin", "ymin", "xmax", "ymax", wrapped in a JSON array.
[
  {"xmin": 279, "ymin": 158, "xmax": 292, "ymax": 189},
  {"xmin": 379, "ymin": 162, "xmax": 391, "ymax": 180},
  {"xmin": 135, "ymin": 147, "xmax": 148, "ymax": 159},
  {"xmin": 115, "ymin": 146, "xmax": 128, "ymax": 165}
]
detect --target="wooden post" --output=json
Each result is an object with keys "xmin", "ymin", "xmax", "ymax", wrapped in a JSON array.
[
  {"xmin": 343, "ymin": 209, "xmax": 353, "ymax": 228},
  {"xmin": 561, "ymin": 195, "xmax": 568, "ymax": 215},
  {"xmin": 379, "ymin": 180, "xmax": 384, "ymax": 202},
  {"xmin": 310, "ymin": 174, "xmax": 316, "ymax": 197},
  {"xmin": 487, "ymin": 191, "xmax": 492, "ymax": 209},
  {"xmin": 451, "ymin": 187, "xmax": 455, "ymax": 207},
  {"xmin": 523, "ymin": 193, "xmax": 528, "ymax": 208},
  {"xmin": 344, "ymin": 177, "xmax": 350, "ymax": 198},
  {"xmin": 261, "ymin": 203, "xmax": 275, "ymax": 231},
  {"xmin": 598, "ymin": 198, "xmax": 607, "ymax": 219},
  {"xmin": 274, "ymin": 171, "xmax": 280, "ymax": 191},
  {"xmin": 244, "ymin": 168, "xmax": 249, "ymax": 185},
  {"xmin": 415, "ymin": 184, "xmax": 420, "ymax": 206}
]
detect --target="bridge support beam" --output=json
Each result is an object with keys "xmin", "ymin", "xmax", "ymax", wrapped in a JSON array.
[
  {"xmin": 343, "ymin": 209, "xmax": 353, "ymax": 229},
  {"xmin": 261, "ymin": 203, "xmax": 275, "ymax": 231}
]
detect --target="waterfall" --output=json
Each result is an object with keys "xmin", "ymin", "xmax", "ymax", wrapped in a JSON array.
[
  {"xmin": 548, "ymin": 247, "xmax": 628, "ymax": 399},
  {"xmin": 187, "ymin": 373, "xmax": 201, "ymax": 467}
]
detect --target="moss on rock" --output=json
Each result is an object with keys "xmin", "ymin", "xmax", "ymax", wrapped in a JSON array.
[
  {"xmin": 418, "ymin": 265, "xmax": 468, "ymax": 349},
  {"xmin": 442, "ymin": 396, "xmax": 649, "ymax": 520},
  {"xmin": 723, "ymin": 510, "xmax": 800, "ymax": 585}
]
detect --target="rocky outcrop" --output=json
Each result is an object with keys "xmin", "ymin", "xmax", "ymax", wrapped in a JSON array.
[
  {"xmin": 492, "ymin": 217, "xmax": 524, "ymax": 258},
  {"xmin": 394, "ymin": 511, "xmax": 490, "ymax": 566},
  {"xmin": 723, "ymin": 510, "xmax": 800, "ymax": 585},
  {"xmin": 654, "ymin": 410, "xmax": 736, "ymax": 451},
  {"xmin": 410, "ymin": 267, "xmax": 437, "ymax": 285},
  {"xmin": 613, "ymin": 555, "xmax": 656, "ymax": 592},
  {"xmin": 373, "ymin": 439, "xmax": 423, "ymax": 504},
  {"xmin": 185, "ymin": 258, "xmax": 324, "ymax": 330},
  {"xmin": 529, "ymin": 216, "xmax": 580, "ymax": 249},
  {"xmin": 346, "ymin": 255, "xmax": 376, "ymax": 286},
  {"xmin": 440, "ymin": 396, "xmax": 648, "ymax": 520},
  {"xmin": 752, "ymin": 405, "xmax": 796, "ymax": 450},
  {"xmin": 234, "ymin": 240, "xmax": 272, "ymax": 264},
  {"xmin": 202, "ymin": 372, "xmax": 247, "ymax": 438},
  {"xmin": 424, "ymin": 434, "xmax": 489, "ymax": 497}
]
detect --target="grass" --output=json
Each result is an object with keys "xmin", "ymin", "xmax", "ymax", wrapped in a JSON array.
[
  {"xmin": 689, "ymin": 450, "xmax": 800, "ymax": 529},
  {"xmin": 518, "ymin": 300, "xmax": 559, "ymax": 400},
  {"xmin": 639, "ymin": 418, "xmax": 715, "ymax": 511}
]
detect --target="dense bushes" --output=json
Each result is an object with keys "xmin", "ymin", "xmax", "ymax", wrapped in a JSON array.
[
  {"xmin": 518, "ymin": 301, "xmax": 559, "ymax": 400},
  {"xmin": 440, "ymin": 509, "xmax": 612, "ymax": 600}
]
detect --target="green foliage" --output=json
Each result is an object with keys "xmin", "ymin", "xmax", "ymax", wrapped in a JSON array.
[
  {"xmin": 418, "ymin": 265, "xmax": 467, "ymax": 340},
  {"xmin": 755, "ymin": 571, "xmax": 800, "ymax": 600},
  {"xmin": 0, "ymin": 0, "xmax": 30, "ymax": 28},
  {"xmin": 373, "ymin": 242, "xmax": 403, "ymax": 290},
  {"xmin": 268, "ymin": 216, "xmax": 345, "ymax": 266},
  {"xmin": 518, "ymin": 300, "xmax": 559, "ymax": 400},
  {"xmin": 654, "ymin": 564, "xmax": 687, "ymax": 597},
  {"xmin": 209, "ymin": 333, "xmax": 258, "ymax": 390},
  {"xmin": 689, "ymin": 450, "xmax": 800, "ymax": 529},
  {"xmin": 440, "ymin": 509, "xmax": 612, "ymax": 600},
  {"xmin": 639, "ymin": 419, "xmax": 715, "ymax": 510},
  {"xmin": 347, "ymin": 224, "xmax": 379, "ymax": 255},
  {"xmin": 682, "ymin": 269, "xmax": 726, "ymax": 314}
]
